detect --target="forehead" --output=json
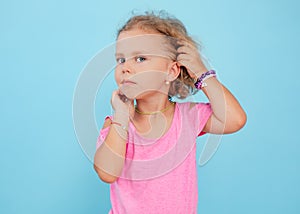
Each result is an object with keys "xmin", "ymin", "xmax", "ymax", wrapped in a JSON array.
[{"xmin": 116, "ymin": 30, "xmax": 171, "ymax": 57}]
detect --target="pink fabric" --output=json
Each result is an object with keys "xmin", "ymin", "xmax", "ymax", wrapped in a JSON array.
[{"xmin": 96, "ymin": 102, "xmax": 212, "ymax": 214}]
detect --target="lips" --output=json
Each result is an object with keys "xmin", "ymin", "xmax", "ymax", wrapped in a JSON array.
[{"xmin": 121, "ymin": 79, "xmax": 136, "ymax": 85}]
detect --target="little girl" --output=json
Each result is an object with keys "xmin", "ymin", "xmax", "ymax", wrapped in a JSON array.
[{"xmin": 94, "ymin": 11, "xmax": 246, "ymax": 214}]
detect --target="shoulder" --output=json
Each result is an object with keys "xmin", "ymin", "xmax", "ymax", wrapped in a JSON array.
[
  {"xmin": 176, "ymin": 102, "xmax": 211, "ymax": 112},
  {"xmin": 176, "ymin": 102, "xmax": 212, "ymax": 125},
  {"xmin": 102, "ymin": 116, "xmax": 112, "ymax": 129}
]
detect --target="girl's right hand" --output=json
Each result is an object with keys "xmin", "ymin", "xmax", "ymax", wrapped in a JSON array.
[{"xmin": 111, "ymin": 90, "xmax": 134, "ymax": 120}]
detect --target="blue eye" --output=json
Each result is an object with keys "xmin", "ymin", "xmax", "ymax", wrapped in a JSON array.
[
  {"xmin": 136, "ymin": 56, "xmax": 146, "ymax": 63},
  {"xmin": 117, "ymin": 58, "xmax": 125, "ymax": 64}
]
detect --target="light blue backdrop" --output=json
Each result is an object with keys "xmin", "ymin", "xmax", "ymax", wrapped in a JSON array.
[{"xmin": 1, "ymin": 0, "xmax": 299, "ymax": 213}]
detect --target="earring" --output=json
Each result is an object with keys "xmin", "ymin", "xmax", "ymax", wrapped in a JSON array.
[{"xmin": 165, "ymin": 80, "xmax": 170, "ymax": 85}]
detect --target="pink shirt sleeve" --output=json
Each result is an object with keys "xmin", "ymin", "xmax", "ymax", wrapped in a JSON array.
[
  {"xmin": 196, "ymin": 102, "xmax": 213, "ymax": 136},
  {"xmin": 96, "ymin": 127, "xmax": 110, "ymax": 150},
  {"xmin": 96, "ymin": 116, "xmax": 112, "ymax": 150}
]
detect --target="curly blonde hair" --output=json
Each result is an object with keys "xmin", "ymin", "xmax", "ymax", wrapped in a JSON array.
[{"xmin": 117, "ymin": 10, "xmax": 201, "ymax": 99}]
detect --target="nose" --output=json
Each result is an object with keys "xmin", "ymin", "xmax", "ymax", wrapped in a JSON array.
[{"xmin": 121, "ymin": 59, "xmax": 133, "ymax": 74}]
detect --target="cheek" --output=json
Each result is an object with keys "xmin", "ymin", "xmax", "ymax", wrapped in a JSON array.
[
  {"xmin": 133, "ymin": 71, "xmax": 166, "ymax": 88},
  {"xmin": 114, "ymin": 69, "xmax": 122, "ymax": 86}
]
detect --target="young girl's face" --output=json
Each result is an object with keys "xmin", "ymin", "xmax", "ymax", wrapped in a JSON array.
[{"xmin": 115, "ymin": 28, "xmax": 175, "ymax": 100}]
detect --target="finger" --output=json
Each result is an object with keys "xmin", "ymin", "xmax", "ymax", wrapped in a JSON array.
[
  {"xmin": 111, "ymin": 90, "xmax": 118, "ymax": 101},
  {"xmin": 177, "ymin": 53, "xmax": 191, "ymax": 62},
  {"xmin": 111, "ymin": 90, "xmax": 119, "ymax": 108},
  {"xmin": 176, "ymin": 58, "xmax": 190, "ymax": 70},
  {"xmin": 179, "ymin": 47, "xmax": 200, "ymax": 58},
  {"xmin": 177, "ymin": 47, "xmax": 199, "ymax": 60},
  {"xmin": 177, "ymin": 46, "xmax": 190, "ymax": 54},
  {"xmin": 119, "ymin": 94, "xmax": 129, "ymax": 103},
  {"xmin": 176, "ymin": 59, "xmax": 198, "ymax": 77},
  {"xmin": 176, "ymin": 39, "xmax": 196, "ymax": 49}
]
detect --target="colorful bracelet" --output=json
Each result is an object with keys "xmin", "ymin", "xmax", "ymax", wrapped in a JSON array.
[{"xmin": 194, "ymin": 70, "xmax": 216, "ymax": 89}]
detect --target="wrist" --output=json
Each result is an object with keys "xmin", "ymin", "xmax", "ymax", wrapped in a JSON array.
[
  {"xmin": 113, "ymin": 111, "xmax": 130, "ymax": 123},
  {"xmin": 194, "ymin": 69, "xmax": 208, "ymax": 79},
  {"xmin": 111, "ymin": 113, "xmax": 130, "ymax": 139},
  {"xmin": 194, "ymin": 70, "xmax": 217, "ymax": 90},
  {"xmin": 110, "ymin": 121, "xmax": 128, "ymax": 132}
]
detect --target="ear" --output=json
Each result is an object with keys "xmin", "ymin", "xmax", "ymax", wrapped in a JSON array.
[{"xmin": 167, "ymin": 61, "xmax": 181, "ymax": 81}]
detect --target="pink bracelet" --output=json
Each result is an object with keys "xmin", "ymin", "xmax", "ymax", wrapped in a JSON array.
[{"xmin": 194, "ymin": 70, "xmax": 216, "ymax": 89}]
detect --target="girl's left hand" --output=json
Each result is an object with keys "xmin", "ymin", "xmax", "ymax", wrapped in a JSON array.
[{"xmin": 176, "ymin": 40, "xmax": 207, "ymax": 78}]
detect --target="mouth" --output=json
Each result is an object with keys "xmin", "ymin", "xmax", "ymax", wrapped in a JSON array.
[{"xmin": 121, "ymin": 79, "xmax": 136, "ymax": 85}]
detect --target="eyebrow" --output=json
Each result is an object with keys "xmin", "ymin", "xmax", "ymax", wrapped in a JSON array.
[{"xmin": 115, "ymin": 51, "xmax": 150, "ymax": 57}]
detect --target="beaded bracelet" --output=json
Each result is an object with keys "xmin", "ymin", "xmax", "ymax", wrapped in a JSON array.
[{"xmin": 194, "ymin": 70, "xmax": 217, "ymax": 89}]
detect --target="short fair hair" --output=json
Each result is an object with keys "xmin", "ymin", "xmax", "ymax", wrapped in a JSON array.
[{"xmin": 117, "ymin": 11, "xmax": 202, "ymax": 99}]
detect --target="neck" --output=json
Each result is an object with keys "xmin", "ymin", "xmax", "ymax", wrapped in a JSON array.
[
  {"xmin": 135, "ymin": 95, "xmax": 173, "ymax": 116},
  {"xmin": 135, "ymin": 102, "xmax": 174, "ymax": 115}
]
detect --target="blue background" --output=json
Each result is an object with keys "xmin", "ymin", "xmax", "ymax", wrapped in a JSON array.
[{"xmin": 1, "ymin": 0, "xmax": 299, "ymax": 213}]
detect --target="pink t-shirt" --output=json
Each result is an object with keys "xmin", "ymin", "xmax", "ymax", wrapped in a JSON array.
[{"xmin": 96, "ymin": 102, "xmax": 212, "ymax": 214}]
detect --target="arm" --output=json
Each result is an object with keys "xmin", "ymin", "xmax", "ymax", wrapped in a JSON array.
[
  {"xmin": 176, "ymin": 40, "xmax": 247, "ymax": 134},
  {"xmin": 201, "ymin": 76, "xmax": 247, "ymax": 134},
  {"xmin": 93, "ymin": 91, "xmax": 131, "ymax": 183}
]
